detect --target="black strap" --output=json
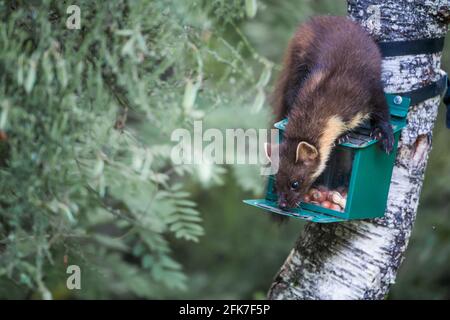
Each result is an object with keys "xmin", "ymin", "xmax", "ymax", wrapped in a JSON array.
[
  {"xmin": 390, "ymin": 75, "xmax": 448, "ymax": 106},
  {"xmin": 378, "ymin": 37, "xmax": 445, "ymax": 57},
  {"xmin": 378, "ymin": 37, "xmax": 448, "ymax": 128}
]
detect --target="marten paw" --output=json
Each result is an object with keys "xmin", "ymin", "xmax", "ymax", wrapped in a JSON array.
[
  {"xmin": 336, "ymin": 133, "xmax": 351, "ymax": 145},
  {"xmin": 371, "ymin": 124, "xmax": 394, "ymax": 154}
]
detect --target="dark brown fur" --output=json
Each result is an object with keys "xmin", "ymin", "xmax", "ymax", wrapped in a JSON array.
[{"xmin": 269, "ymin": 16, "xmax": 393, "ymax": 209}]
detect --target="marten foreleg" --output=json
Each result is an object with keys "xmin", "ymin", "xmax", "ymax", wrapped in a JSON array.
[{"xmin": 370, "ymin": 88, "xmax": 394, "ymax": 154}]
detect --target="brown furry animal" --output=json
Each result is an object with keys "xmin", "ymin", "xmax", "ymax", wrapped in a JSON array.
[{"xmin": 266, "ymin": 16, "xmax": 393, "ymax": 209}]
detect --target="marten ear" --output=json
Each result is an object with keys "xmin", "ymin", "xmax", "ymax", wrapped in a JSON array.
[
  {"xmin": 296, "ymin": 141, "xmax": 318, "ymax": 163},
  {"xmin": 264, "ymin": 142, "xmax": 279, "ymax": 163}
]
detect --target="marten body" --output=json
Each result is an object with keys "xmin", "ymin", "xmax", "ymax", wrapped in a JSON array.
[{"xmin": 266, "ymin": 16, "xmax": 393, "ymax": 209}]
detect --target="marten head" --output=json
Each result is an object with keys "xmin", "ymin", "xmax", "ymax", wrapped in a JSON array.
[{"xmin": 265, "ymin": 140, "xmax": 320, "ymax": 209}]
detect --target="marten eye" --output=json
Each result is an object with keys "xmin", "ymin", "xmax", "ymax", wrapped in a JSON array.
[{"xmin": 290, "ymin": 181, "xmax": 300, "ymax": 191}]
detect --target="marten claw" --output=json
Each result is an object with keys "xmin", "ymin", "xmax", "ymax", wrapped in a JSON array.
[
  {"xmin": 336, "ymin": 134, "xmax": 350, "ymax": 145},
  {"xmin": 371, "ymin": 125, "xmax": 394, "ymax": 154}
]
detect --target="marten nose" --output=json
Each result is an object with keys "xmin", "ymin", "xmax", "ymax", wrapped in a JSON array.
[{"xmin": 279, "ymin": 193, "xmax": 288, "ymax": 209}]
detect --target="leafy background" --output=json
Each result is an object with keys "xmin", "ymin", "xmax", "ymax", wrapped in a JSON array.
[{"xmin": 0, "ymin": 0, "xmax": 448, "ymax": 299}]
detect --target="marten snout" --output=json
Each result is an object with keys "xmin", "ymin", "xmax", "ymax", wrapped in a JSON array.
[
  {"xmin": 278, "ymin": 190, "xmax": 305, "ymax": 209},
  {"xmin": 278, "ymin": 193, "xmax": 288, "ymax": 209}
]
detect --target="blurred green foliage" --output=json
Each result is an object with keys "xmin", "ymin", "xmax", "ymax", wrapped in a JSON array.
[
  {"xmin": 0, "ymin": 0, "xmax": 271, "ymax": 299},
  {"xmin": 0, "ymin": 0, "xmax": 448, "ymax": 300}
]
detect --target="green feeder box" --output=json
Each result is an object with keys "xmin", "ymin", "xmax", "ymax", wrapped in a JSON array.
[{"xmin": 244, "ymin": 93, "xmax": 411, "ymax": 223}]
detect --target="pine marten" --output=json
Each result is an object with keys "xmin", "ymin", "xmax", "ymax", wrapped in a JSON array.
[{"xmin": 265, "ymin": 16, "xmax": 393, "ymax": 209}]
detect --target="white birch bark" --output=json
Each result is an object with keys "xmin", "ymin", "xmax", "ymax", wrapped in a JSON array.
[{"xmin": 268, "ymin": 0, "xmax": 449, "ymax": 300}]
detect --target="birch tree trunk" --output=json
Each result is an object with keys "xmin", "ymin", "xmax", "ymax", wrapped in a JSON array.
[{"xmin": 268, "ymin": 0, "xmax": 449, "ymax": 300}]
